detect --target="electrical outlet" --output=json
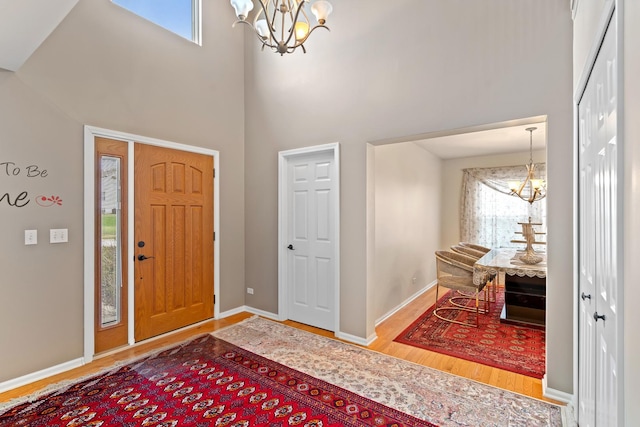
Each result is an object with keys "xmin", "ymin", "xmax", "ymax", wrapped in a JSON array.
[
  {"xmin": 25, "ymin": 229, "xmax": 37, "ymax": 245},
  {"xmin": 50, "ymin": 228, "xmax": 69, "ymax": 243},
  {"xmin": 247, "ymin": 288, "xmax": 254, "ymax": 295}
]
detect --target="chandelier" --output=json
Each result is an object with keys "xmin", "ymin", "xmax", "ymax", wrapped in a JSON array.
[
  {"xmin": 230, "ymin": 0, "xmax": 333, "ymax": 55},
  {"xmin": 508, "ymin": 127, "xmax": 546, "ymax": 204}
]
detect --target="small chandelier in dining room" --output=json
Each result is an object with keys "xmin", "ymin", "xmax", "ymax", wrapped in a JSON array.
[
  {"xmin": 229, "ymin": 0, "xmax": 333, "ymax": 55},
  {"xmin": 508, "ymin": 127, "xmax": 546, "ymax": 204}
]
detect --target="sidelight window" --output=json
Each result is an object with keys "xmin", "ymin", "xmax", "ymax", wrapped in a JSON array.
[{"xmin": 99, "ymin": 156, "xmax": 123, "ymax": 326}]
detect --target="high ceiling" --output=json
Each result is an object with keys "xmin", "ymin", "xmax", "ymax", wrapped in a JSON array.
[{"xmin": 0, "ymin": 0, "xmax": 79, "ymax": 71}]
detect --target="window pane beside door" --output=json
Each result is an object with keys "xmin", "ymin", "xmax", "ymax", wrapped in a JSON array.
[{"xmin": 100, "ymin": 156, "xmax": 122, "ymax": 327}]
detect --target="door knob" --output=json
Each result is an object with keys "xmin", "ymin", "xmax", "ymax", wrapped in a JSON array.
[
  {"xmin": 287, "ymin": 244, "xmax": 294, "ymax": 250},
  {"xmin": 593, "ymin": 312, "xmax": 606, "ymax": 322},
  {"xmin": 137, "ymin": 254, "xmax": 155, "ymax": 261},
  {"xmin": 581, "ymin": 292, "xmax": 592, "ymax": 301}
]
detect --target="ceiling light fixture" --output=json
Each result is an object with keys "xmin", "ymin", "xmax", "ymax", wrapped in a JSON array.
[
  {"xmin": 230, "ymin": 0, "xmax": 332, "ymax": 55},
  {"xmin": 508, "ymin": 127, "xmax": 546, "ymax": 204}
]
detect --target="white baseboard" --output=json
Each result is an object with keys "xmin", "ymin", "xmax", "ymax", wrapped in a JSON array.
[
  {"xmin": 241, "ymin": 306, "xmax": 281, "ymax": 321},
  {"xmin": 0, "ymin": 357, "xmax": 84, "ymax": 394},
  {"xmin": 542, "ymin": 374, "xmax": 574, "ymax": 404},
  {"xmin": 335, "ymin": 330, "xmax": 377, "ymax": 346},
  {"xmin": 375, "ymin": 281, "xmax": 436, "ymax": 326},
  {"xmin": 236, "ymin": 305, "xmax": 375, "ymax": 346}
]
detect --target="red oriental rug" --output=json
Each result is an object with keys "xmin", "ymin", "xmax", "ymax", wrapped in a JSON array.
[
  {"xmin": 394, "ymin": 290, "xmax": 545, "ymax": 379},
  {"xmin": 0, "ymin": 335, "xmax": 438, "ymax": 427}
]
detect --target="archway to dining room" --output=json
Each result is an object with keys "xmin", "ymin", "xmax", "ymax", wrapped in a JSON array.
[{"xmin": 364, "ymin": 116, "xmax": 552, "ymax": 399}]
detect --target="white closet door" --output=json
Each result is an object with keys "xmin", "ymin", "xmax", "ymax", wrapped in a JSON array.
[{"xmin": 578, "ymin": 13, "xmax": 621, "ymax": 427}]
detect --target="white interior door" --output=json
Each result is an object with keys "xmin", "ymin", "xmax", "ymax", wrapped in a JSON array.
[
  {"xmin": 284, "ymin": 149, "xmax": 337, "ymax": 331},
  {"xmin": 577, "ymin": 13, "xmax": 621, "ymax": 427}
]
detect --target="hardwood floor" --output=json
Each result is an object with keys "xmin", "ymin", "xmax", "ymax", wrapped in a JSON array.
[{"xmin": 0, "ymin": 286, "xmax": 562, "ymax": 406}]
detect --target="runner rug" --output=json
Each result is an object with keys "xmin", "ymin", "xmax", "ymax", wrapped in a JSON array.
[
  {"xmin": 394, "ymin": 289, "xmax": 546, "ymax": 378},
  {"xmin": 1, "ymin": 317, "xmax": 565, "ymax": 426},
  {"xmin": 0, "ymin": 335, "xmax": 436, "ymax": 427}
]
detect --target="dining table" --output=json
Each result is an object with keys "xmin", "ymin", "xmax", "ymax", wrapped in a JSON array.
[{"xmin": 473, "ymin": 248, "xmax": 547, "ymax": 327}]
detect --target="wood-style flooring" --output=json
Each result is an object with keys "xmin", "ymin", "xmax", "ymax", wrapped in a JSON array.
[{"xmin": 0, "ymin": 285, "xmax": 562, "ymax": 406}]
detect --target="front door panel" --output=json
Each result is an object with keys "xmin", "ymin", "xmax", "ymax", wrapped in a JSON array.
[{"xmin": 134, "ymin": 143, "xmax": 214, "ymax": 341}]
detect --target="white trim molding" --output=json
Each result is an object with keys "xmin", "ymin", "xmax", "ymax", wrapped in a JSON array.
[
  {"xmin": 0, "ymin": 358, "xmax": 84, "ymax": 394},
  {"xmin": 277, "ymin": 142, "xmax": 341, "ymax": 333},
  {"xmin": 375, "ymin": 281, "xmax": 436, "ymax": 326},
  {"xmin": 543, "ymin": 374, "xmax": 575, "ymax": 404}
]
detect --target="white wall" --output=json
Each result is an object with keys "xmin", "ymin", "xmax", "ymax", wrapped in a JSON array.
[
  {"xmin": 440, "ymin": 149, "xmax": 546, "ymax": 247},
  {"xmin": 373, "ymin": 143, "xmax": 441, "ymax": 321}
]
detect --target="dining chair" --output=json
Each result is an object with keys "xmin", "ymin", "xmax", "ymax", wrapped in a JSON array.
[
  {"xmin": 453, "ymin": 243, "xmax": 498, "ymax": 304},
  {"xmin": 459, "ymin": 242, "xmax": 491, "ymax": 254},
  {"xmin": 451, "ymin": 244, "xmax": 486, "ymax": 259},
  {"xmin": 433, "ymin": 250, "xmax": 489, "ymax": 327}
]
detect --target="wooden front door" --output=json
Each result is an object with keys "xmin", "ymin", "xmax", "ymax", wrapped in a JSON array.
[{"xmin": 134, "ymin": 143, "xmax": 214, "ymax": 341}]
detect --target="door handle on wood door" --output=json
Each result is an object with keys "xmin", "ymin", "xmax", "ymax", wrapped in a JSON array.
[{"xmin": 137, "ymin": 254, "xmax": 155, "ymax": 261}]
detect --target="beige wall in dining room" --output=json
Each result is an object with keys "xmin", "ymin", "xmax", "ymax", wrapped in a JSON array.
[
  {"xmin": 439, "ymin": 148, "xmax": 547, "ymax": 248},
  {"xmin": 243, "ymin": 0, "xmax": 574, "ymax": 393},
  {"xmin": 372, "ymin": 142, "xmax": 441, "ymax": 323},
  {"xmin": 0, "ymin": 0, "xmax": 245, "ymax": 383}
]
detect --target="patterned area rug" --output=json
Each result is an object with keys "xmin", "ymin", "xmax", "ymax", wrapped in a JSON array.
[
  {"xmin": 214, "ymin": 316, "xmax": 565, "ymax": 426},
  {"xmin": 0, "ymin": 335, "xmax": 437, "ymax": 427},
  {"xmin": 394, "ymin": 289, "xmax": 546, "ymax": 378}
]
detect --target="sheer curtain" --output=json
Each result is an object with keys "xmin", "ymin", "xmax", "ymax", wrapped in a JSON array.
[{"xmin": 460, "ymin": 164, "xmax": 546, "ymax": 249}]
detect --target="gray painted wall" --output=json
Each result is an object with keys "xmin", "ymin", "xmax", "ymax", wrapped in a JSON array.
[
  {"xmin": 0, "ymin": 0, "xmax": 245, "ymax": 381},
  {"xmin": 0, "ymin": 0, "xmax": 579, "ymax": 399},
  {"xmin": 243, "ymin": 0, "xmax": 574, "ymax": 393},
  {"xmin": 373, "ymin": 143, "xmax": 441, "ymax": 321}
]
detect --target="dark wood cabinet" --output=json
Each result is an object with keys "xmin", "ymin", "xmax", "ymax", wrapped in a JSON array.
[{"xmin": 500, "ymin": 275, "xmax": 546, "ymax": 328}]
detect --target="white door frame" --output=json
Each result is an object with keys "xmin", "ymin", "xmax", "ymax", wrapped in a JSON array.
[
  {"xmin": 277, "ymin": 143, "xmax": 340, "ymax": 332},
  {"xmin": 83, "ymin": 125, "xmax": 220, "ymax": 363},
  {"xmin": 573, "ymin": 0, "xmax": 624, "ymax": 423}
]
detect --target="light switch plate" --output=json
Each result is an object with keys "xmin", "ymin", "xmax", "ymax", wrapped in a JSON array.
[
  {"xmin": 50, "ymin": 228, "xmax": 68, "ymax": 243},
  {"xmin": 25, "ymin": 229, "xmax": 37, "ymax": 245}
]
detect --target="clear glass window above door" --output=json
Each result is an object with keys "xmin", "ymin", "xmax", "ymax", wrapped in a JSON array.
[{"xmin": 112, "ymin": 0, "xmax": 201, "ymax": 44}]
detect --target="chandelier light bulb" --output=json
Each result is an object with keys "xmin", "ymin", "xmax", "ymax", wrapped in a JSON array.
[
  {"xmin": 255, "ymin": 19, "xmax": 269, "ymax": 39},
  {"xmin": 294, "ymin": 21, "xmax": 310, "ymax": 41},
  {"xmin": 311, "ymin": 1, "xmax": 333, "ymax": 24},
  {"xmin": 230, "ymin": 0, "xmax": 254, "ymax": 20}
]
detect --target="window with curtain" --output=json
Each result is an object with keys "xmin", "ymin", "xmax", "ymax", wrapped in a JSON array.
[{"xmin": 460, "ymin": 164, "xmax": 546, "ymax": 249}]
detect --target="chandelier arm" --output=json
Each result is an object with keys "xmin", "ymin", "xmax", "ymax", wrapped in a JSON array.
[
  {"xmin": 292, "ymin": 24, "xmax": 329, "ymax": 46},
  {"xmin": 279, "ymin": 0, "xmax": 310, "ymax": 49},
  {"xmin": 252, "ymin": 0, "xmax": 267, "ymax": 26},
  {"xmin": 256, "ymin": 0, "xmax": 280, "ymax": 45},
  {"xmin": 233, "ymin": 19, "xmax": 279, "ymax": 51}
]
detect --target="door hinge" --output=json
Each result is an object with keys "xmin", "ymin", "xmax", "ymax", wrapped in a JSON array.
[
  {"xmin": 213, "ymin": 231, "xmax": 216, "ymax": 241},
  {"xmin": 213, "ymin": 168, "xmax": 215, "ymax": 178},
  {"xmin": 213, "ymin": 295, "xmax": 216, "ymax": 304}
]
